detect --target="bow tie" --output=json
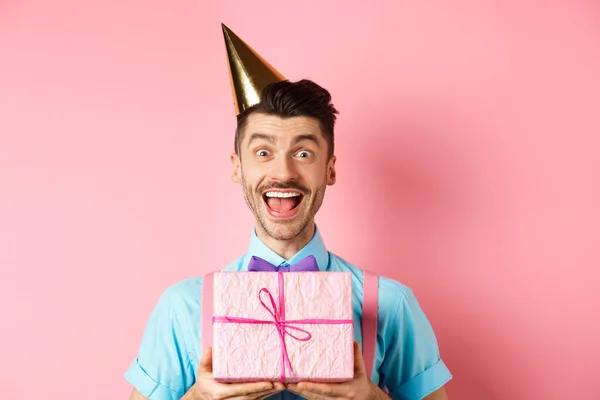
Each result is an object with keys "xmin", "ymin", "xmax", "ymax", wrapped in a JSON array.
[{"xmin": 247, "ymin": 255, "xmax": 319, "ymax": 272}]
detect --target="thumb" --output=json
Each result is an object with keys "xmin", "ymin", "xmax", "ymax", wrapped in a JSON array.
[
  {"xmin": 353, "ymin": 341, "xmax": 367, "ymax": 378},
  {"xmin": 198, "ymin": 346, "xmax": 213, "ymax": 373}
]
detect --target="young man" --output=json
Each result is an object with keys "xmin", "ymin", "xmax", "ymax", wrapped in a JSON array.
[{"xmin": 126, "ymin": 25, "xmax": 452, "ymax": 400}]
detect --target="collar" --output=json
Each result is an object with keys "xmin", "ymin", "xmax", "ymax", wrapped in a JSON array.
[{"xmin": 240, "ymin": 225, "xmax": 330, "ymax": 271}]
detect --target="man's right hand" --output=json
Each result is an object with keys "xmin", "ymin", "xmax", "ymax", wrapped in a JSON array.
[
  {"xmin": 190, "ymin": 346, "xmax": 285, "ymax": 400},
  {"xmin": 129, "ymin": 347, "xmax": 286, "ymax": 400}
]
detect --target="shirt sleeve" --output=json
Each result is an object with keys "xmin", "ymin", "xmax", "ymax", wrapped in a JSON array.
[
  {"xmin": 380, "ymin": 286, "xmax": 452, "ymax": 400},
  {"xmin": 125, "ymin": 285, "xmax": 195, "ymax": 400}
]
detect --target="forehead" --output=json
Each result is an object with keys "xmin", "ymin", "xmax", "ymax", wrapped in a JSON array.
[{"xmin": 242, "ymin": 113, "xmax": 322, "ymax": 139}]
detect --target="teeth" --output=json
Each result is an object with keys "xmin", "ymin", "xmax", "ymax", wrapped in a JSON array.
[{"xmin": 265, "ymin": 191, "xmax": 301, "ymax": 198}]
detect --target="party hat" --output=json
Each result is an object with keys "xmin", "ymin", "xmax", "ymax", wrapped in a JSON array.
[{"xmin": 222, "ymin": 23, "xmax": 286, "ymax": 115}]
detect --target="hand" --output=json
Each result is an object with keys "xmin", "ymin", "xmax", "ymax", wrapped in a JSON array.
[
  {"xmin": 286, "ymin": 342, "xmax": 386, "ymax": 400},
  {"xmin": 189, "ymin": 347, "xmax": 285, "ymax": 400}
]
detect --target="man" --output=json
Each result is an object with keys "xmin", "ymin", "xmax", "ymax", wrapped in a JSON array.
[{"xmin": 126, "ymin": 24, "xmax": 452, "ymax": 400}]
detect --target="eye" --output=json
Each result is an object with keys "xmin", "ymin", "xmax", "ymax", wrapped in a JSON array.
[
  {"xmin": 256, "ymin": 149, "xmax": 270, "ymax": 157},
  {"xmin": 296, "ymin": 150, "xmax": 312, "ymax": 158}
]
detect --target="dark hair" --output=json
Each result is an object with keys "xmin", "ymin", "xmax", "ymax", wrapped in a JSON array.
[{"xmin": 235, "ymin": 79, "xmax": 339, "ymax": 159}]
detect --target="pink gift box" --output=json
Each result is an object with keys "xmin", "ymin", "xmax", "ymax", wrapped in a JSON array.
[{"xmin": 211, "ymin": 271, "xmax": 354, "ymax": 383}]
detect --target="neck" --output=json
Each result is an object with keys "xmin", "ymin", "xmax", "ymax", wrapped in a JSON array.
[{"xmin": 255, "ymin": 222, "xmax": 316, "ymax": 260}]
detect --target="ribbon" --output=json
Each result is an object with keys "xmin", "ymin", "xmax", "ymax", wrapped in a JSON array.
[{"xmin": 212, "ymin": 272, "xmax": 353, "ymax": 382}]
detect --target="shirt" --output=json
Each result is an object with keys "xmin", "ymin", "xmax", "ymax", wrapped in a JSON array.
[{"xmin": 125, "ymin": 227, "xmax": 452, "ymax": 400}]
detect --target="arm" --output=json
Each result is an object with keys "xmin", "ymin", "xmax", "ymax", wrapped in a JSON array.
[
  {"xmin": 128, "ymin": 388, "xmax": 149, "ymax": 400},
  {"xmin": 127, "ymin": 387, "xmax": 198, "ymax": 400},
  {"xmin": 379, "ymin": 286, "xmax": 452, "ymax": 400},
  {"xmin": 124, "ymin": 285, "xmax": 197, "ymax": 398},
  {"xmin": 423, "ymin": 387, "xmax": 448, "ymax": 400},
  {"xmin": 287, "ymin": 344, "xmax": 448, "ymax": 400},
  {"xmin": 127, "ymin": 346, "xmax": 284, "ymax": 400},
  {"xmin": 128, "ymin": 388, "xmax": 199, "ymax": 400}
]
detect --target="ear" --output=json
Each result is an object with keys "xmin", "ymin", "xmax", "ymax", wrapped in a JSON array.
[
  {"xmin": 326, "ymin": 155, "xmax": 337, "ymax": 186},
  {"xmin": 231, "ymin": 152, "xmax": 241, "ymax": 184}
]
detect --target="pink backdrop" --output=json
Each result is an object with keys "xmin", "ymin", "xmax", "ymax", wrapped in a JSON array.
[{"xmin": 1, "ymin": 1, "xmax": 599, "ymax": 399}]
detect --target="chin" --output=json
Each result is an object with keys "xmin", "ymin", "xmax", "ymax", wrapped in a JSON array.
[{"xmin": 262, "ymin": 220, "xmax": 306, "ymax": 241}]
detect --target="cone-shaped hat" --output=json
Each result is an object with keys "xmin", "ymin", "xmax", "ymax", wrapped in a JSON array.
[{"xmin": 222, "ymin": 23, "xmax": 286, "ymax": 115}]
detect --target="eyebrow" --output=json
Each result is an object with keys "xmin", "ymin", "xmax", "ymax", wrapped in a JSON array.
[
  {"xmin": 247, "ymin": 133, "xmax": 276, "ymax": 146},
  {"xmin": 246, "ymin": 133, "xmax": 321, "ymax": 147},
  {"xmin": 293, "ymin": 134, "xmax": 321, "ymax": 147}
]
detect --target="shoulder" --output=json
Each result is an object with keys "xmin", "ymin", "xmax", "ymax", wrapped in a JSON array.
[
  {"xmin": 156, "ymin": 255, "xmax": 246, "ymax": 313},
  {"xmin": 328, "ymin": 252, "xmax": 417, "ymax": 314},
  {"xmin": 159, "ymin": 275, "xmax": 202, "ymax": 311}
]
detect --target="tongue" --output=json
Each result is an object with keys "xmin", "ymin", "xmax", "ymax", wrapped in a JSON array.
[{"xmin": 267, "ymin": 197, "xmax": 296, "ymax": 212}]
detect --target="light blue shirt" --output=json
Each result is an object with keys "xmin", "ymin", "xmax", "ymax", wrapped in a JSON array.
[{"xmin": 125, "ymin": 227, "xmax": 452, "ymax": 400}]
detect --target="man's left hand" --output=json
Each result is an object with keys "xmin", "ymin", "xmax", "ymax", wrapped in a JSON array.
[{"xmin": 286, "ymin": 341, "xmax": 388, "ymax": 400}]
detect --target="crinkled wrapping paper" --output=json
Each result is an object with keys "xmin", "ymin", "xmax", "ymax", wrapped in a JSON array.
[{"xmin": 212, "ymin": 271, "xmax": 354, "ymax": 383}]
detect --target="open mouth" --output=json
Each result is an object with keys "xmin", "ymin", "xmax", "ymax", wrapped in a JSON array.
[{"xmin": 262, "ymin": 190, "xmax": 303, "ymax": 218}]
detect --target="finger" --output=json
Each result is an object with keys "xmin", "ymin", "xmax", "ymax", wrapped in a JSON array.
[
  {"xmin": 255, "ymin": 381, "xmax": 285, "ymax": 397},
  {"xmin": 352, "ymin": 341, "xmax": 368, "ymax": 378},
  {"xmin": 287, "ymin": 382, "xmax": 346, "ymax": 399},
  {"xmin": 286, "ymin": 385, "xmax": 314, "ymax": 400},
  {"xmin": 214, "ymin": 381, "xmax": 277, "ymax": 399},
  {"xmin": 229, "ymin": 384, "xmax": 285, "ymax": 400},
  {"xmin": 198, "ymin": 347, "xmax": 213, "ymax": 373},
  {"xmin": 255, "ymin": 386, "xmax": 285, "ymax": 400},
  {"xmin": 286, "ymin": 384, "xmax": 309, "ymax": 396},
  {"xmin": 287, "ymin": 386, "xmax": 342, "ymax": 400}
]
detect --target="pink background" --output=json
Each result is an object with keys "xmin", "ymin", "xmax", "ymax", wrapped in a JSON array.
[{"xmin": 1, "ymin": 1, "xmax": 599, "ymax": 399}]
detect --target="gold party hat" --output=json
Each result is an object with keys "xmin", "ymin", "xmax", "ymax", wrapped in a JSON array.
[{"xmin": 222, "ymin": 23, "xmax": 286, "ymax": 115}]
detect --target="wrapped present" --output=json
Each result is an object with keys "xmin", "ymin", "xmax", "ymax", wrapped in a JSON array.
[{"xmin": 211, "ymin": 270, "xmax": 354, "ymax": 383}]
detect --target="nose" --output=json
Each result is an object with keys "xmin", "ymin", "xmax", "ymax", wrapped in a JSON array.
[{"xmin": 268, "ymin": 154, "xmax": 299, "ymax": 182}]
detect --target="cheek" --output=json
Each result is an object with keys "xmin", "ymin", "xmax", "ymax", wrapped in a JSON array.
[
  {"xmin": 304, "ymin": 165, "xmax": 329, "ymax": 184},
  {"xmin": 240, "ymin": 167, "xmax": 264, "ymax": 189}
]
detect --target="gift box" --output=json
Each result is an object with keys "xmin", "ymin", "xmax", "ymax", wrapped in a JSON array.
[{"xmin": 211, "ymin": 271, "xmax": 354, "ymax": 383}]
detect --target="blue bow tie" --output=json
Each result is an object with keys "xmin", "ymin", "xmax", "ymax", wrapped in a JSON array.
[{"xmin": 247, "ymin": 255, "xmax": 319, "ymax": 272}]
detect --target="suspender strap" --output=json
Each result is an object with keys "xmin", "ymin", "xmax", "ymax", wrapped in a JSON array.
[
  {"xmin": 201, "ymin": 272, "xmax": 214, "ymax": 352},
  {"xmin": 362, "ymin": 270, "xmax": 379, "ymax": 380}
]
